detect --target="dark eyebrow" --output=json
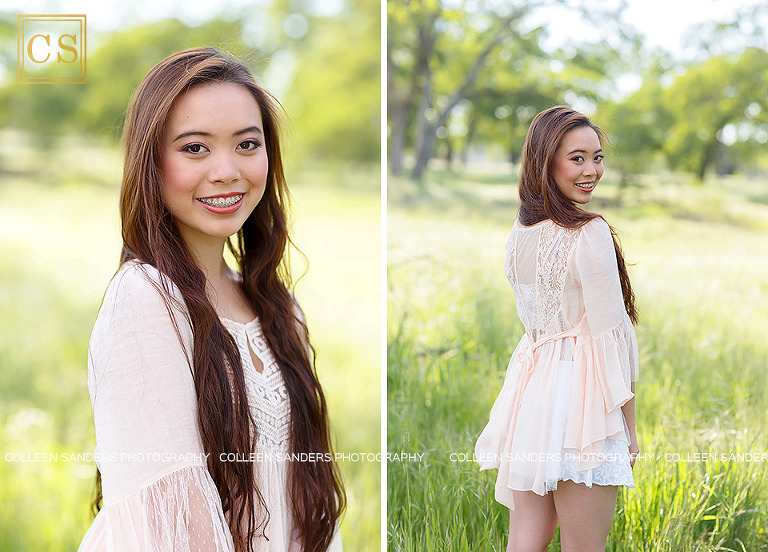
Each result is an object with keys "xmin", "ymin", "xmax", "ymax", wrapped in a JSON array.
[
  {"xmin": 172, "ymin": 126, "xmax": 263, "ymax": 143},
  {"xmin": 567, "ymin": 148, "xmax": 603, "ymax": 155}
]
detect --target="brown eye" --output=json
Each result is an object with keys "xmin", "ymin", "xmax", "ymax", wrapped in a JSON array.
[
  {"xmin": 237, "ymin": 139, "xmax": 261, "ymax": 151},
  {"xmin": 182, "ymin": 143, "xmax": 205, "ymax": 154}
]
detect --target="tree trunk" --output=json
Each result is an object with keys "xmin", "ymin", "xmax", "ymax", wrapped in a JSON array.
[
  {"xmin": 387, "ymin": 47, "xmax": 407, "ymax": 176},
  {"xmin": 460, "ymin": 114, "xmax": 478, "ymax": 166},
  {"xmin": 388, "ymin": 11, "xmax": 438, "ymax": 176},
  {"xmin": 411, "ymin": 65, "xmax": 434, "ymax": 181},
  {"xmin": 389, "ymin": 103, "xmax": 409, "ymax": 176},
  {"xmin": 697, "ymin": 138, "xmax": 720, "ymax": 183},
  {"xmin": 410, "ymin": 12, "xmax": 519, "ymax": 180}
]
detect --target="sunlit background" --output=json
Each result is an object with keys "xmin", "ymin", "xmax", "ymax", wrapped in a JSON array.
[
  {"xmin": 0, "ymin": 0, "xmax": 380, "ymax": 549},
  {"xmin": 388, "ymin": 0, "xmax": 768, "ymax": 549}
]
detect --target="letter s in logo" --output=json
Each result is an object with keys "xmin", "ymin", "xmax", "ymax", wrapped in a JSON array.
[{"xmin": 57, "ymin": 34, "xmax": 78, "ymax": 63}]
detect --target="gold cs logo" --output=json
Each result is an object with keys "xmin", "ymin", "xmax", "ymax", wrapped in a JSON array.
[
  {"xmin": 26, "ymin": 32, "xmax": 79, "ymax": 64},
  {"xmin": 17, "ymin": 14, "xmax": 87, "ymax": 84}
]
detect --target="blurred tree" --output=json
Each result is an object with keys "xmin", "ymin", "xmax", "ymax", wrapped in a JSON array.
[
  {"xmin": 273, "ymin": 0, "xmax": 380, "ymax": 163},
  {"xmin": 388, "ymin": 0, "xmax": 529, "ymax": 180},
  {"xmin": 596, "ymin": 55, "xmax": 672, "ymax": 182},
  {"xmin": 388, "ymin": 0, "xmax": 641, "ymax": 181},
  {"xmin": 661, "ymin": 48, "xmax": 768, "ymax": 181},
  {"xmin": 601, "ymin": 47, "xmax": 768, "ymax": 182},
  {"xmin": 0, "ymin": 13, "xmax": 16, "ymax": 129}
]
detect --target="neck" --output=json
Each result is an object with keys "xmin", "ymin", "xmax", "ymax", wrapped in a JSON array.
[{"xmin": 179, "ymin": 229, "xmax": 233, "ymax": 290}]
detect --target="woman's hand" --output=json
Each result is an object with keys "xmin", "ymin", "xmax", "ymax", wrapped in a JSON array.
[{"xmin": 629, "ymin": 440, "xmax": 640, "ymax": 469}]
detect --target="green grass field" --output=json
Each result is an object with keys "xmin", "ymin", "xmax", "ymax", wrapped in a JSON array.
[
  {"xmin": 387, "ymin": 164, "xmax": 768, "ymax": 551},
  {"xmin": 0, "ymin": 130, "xmax": 380, "ymax": 550}
]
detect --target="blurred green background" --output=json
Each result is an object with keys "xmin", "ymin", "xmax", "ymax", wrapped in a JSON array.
[
  {"xmin": 0, "ymin": 0, "xmax": 380, "ymax": 550},
  {"xmin": 388, "ymin": 1, "xmax": 768, "ymax": 550}
]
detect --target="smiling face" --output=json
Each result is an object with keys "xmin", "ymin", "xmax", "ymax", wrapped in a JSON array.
[
  {"xmin": 552, "ymin": 126, "xmax": 604, "ymax": 204},
  {"xmin": 160, "ymin": 82, "xmax": 268, "ymax": 250}
]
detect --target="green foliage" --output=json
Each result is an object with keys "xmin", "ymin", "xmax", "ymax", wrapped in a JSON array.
[
  {"xmin": 0, "ymin": 6, "xmax": 380, "ymax": 164},
  {"xmin": 661, "ymin": 48, "xmax": 768, "ymax": 179},
  {"xmin": 599, "ymin": 48, "xmax": 768, "ymax": 182},
  {"xmin": 389, "ymin": 3, "xmax": 768, "ymax": 181},
  {"xmin": 280, "ymin": 0, "xmax": 381, "ymax": 162},
  {"xmin": 387, "ymin": 166, "xmax": 768, "ymax": 550}
]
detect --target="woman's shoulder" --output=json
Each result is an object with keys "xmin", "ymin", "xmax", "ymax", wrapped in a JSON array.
[
  {"xmin": 97, "ymin": 260, "xmax": 188, "ymax": 332},
  {"xmin": 578, "ymin": 216, "xmax": 612, "ymax": 244},
  {"xmin": 512, "ymin": 217, "xmax": 553, "ymax": 231},
  {"xmin": 90, "ymin": 260, "xmax": 192, "ymax": 358},
  {"xmin": 105, "ymin": 260, "xmax": 182, "ymax": 305}
]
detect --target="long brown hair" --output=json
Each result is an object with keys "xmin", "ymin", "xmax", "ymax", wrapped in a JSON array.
[
  {"xmin": 92, "ymin": 47, "xmax": 344, "ymax": 552},
  {"xmin": 518, "ymin": 105, "xmax": 638, "ymax": 324}
]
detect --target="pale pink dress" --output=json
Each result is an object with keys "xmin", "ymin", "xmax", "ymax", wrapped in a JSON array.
[
  {"xmin": 475, "ymin": 217, "xmax": 639, "ymax": 509},
  {"xmin": 78, "ymin": 261, "xmax": 342, "ymax": 551}
]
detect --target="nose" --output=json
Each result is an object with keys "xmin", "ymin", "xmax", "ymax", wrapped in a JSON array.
[
  {"xmin": 582, "ymin": 162, "xmax": 597, "ymax": 178},
  {"xmin": 207, "ymin": 152, "xmax": 240, "ymax": 184}
]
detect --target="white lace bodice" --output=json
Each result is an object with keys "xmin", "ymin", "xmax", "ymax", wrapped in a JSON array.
[
  {"xmin": 507, "ymin": 219, "xmax": 580, "ymax": 341},
  {"xmin": 221, "ymin": 317, "xmax": 291, "ymax": 452}
]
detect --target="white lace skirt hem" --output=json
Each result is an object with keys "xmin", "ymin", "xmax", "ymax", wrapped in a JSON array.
[{"xmin": 542, "ymin": 359, "xmax": 634, "ymax": 491}]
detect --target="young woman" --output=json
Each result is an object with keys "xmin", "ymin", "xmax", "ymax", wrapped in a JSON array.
[
  {"xmin": 475, "ymin": 106, "xmax": 639, "ymax": 552},
  {"xmin": 78, "ymin": 47, "xmax": 344, "ymax": 552}
]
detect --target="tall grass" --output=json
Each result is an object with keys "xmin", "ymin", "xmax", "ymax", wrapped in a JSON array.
[
  {"xmin": 387, "ymin": 165, "xmax": 768, "ymax": 551},
  {"xmin": 0, "ymin": 131, "xmax": 380, "ymax": 550}
]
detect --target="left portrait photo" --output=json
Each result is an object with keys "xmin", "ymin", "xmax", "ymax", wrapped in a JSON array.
[{"xmin": 0, "ymin": 1, "xmax": 380, "ymax": 550}]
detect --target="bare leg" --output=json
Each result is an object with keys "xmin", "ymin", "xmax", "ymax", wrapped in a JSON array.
[
  {"xmin": 507, "ymin": 490, "xmax": 558, "ymax": 552},
  {"xmin": 552, "ymin": 481, "xmax": 617, "ymax": 552}
]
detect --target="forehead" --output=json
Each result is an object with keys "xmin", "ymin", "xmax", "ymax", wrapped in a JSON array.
[
  {"xmin": 557, "ymin": 126, "xmax": 601, "ymax": 152},
  {"xmin": 164, "ymin": 82, "xmax": 263, "ymax": 134}
]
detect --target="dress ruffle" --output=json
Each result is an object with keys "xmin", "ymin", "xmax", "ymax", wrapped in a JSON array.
[
  {"xmin": 475, "ymin": 314, "xmax": 637, "ymax": 509},
  {"xmin": 78, "ymin": 465, "xmax": 235, "ymax": 552}
]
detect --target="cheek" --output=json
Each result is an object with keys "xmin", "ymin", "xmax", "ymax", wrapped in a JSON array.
[
  {"xmin": 247, "ymin": 155, "xmax": 269, "ymax": 188},
  {"xmin": 553, "ymin": 159, "xmax": 574, "ymax": 186},
  {"xmin": 161, "ymin": 157, "xmax": 198, "ymax": 202}
]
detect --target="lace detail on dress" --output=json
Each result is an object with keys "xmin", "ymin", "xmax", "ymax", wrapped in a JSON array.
[
  {"xmin": 534, "ymin": 223, "xmax": 580, "ymax": 340},
  {"xmin": 222, "ymin": 318, "xmax": 291, "ymax": 452},
  {"xmin": 78, "ymin": 465, "xmax": 236, "ymax": 552},
  {"xmin": 505, "ymin": 229, "xmax": 516, "ymax": 284}
]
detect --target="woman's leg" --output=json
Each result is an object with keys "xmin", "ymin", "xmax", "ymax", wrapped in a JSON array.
[
  {"xmin": 507, "ymin": 490, "xmax": 558, "ymax": 552},
  {"xmin": 552, "ymin": 481, "xmax": 617, "ymax": 552}
]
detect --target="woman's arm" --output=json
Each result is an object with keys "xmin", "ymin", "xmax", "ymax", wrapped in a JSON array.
[
  {"xmin": 621, "ymin": 382, "xmax": 639, "ymax": 467},
  {"xmin": 81, "ymin": 262, "xmax": 234, "ymax": 551}
]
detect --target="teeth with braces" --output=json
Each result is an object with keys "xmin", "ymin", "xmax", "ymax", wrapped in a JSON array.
[{"xmin": 198, "ymin": 194, "xmax": 243, "ymax": 207}]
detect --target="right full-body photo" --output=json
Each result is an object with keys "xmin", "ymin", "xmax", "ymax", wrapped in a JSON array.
[{"xmin": 475, "ymin": 106, "xmax": 640, "ymax": 552}]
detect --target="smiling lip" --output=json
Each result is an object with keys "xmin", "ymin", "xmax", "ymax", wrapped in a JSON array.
[
  {"xmin": 574, "ymin": 181, "xmax": 595, "ymax": 191},
  {"xmin": 196, "ymin": 192, "xmax": 245, "ymax": 214}
]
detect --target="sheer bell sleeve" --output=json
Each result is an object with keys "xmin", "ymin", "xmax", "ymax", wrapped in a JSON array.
[
  {"xmin": 575, "ymin": 218, "xmax": 639, "ymax": 386},
  {"xmin": 562, "ymin": 218, "xmax": 639, "ymax": 466},
  {"xmin": 78, "ymin": 262, "xmax": 235, "ymax": 552}
]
